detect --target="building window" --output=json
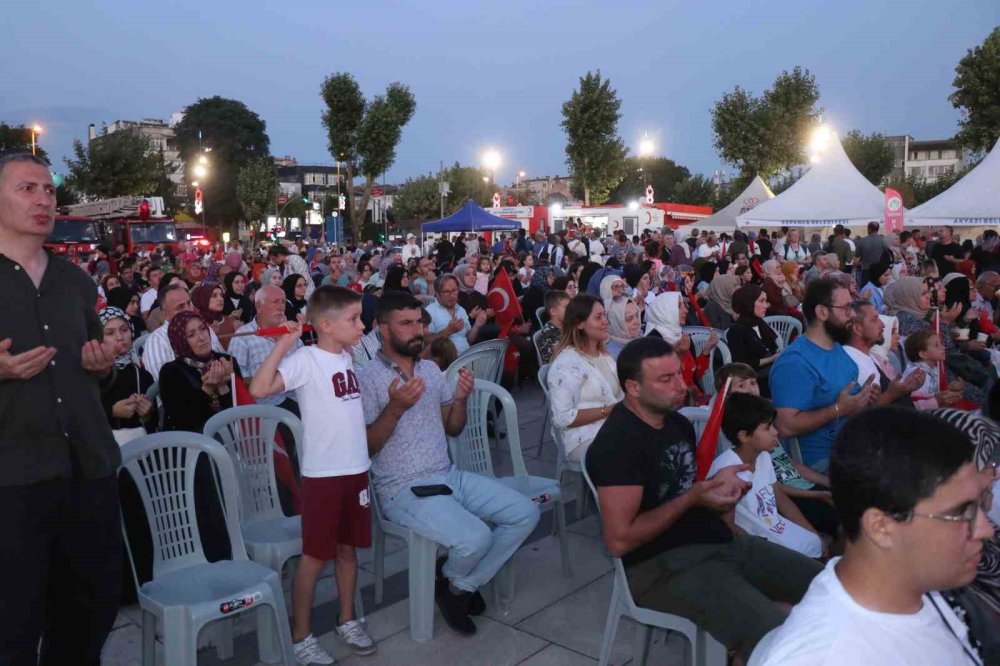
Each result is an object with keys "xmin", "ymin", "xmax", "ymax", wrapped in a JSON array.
[{"xmin": 908, "ymin": 167, "xmax": 923, "ymax": 178}]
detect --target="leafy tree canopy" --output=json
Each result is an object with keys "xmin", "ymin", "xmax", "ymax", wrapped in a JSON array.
[
  {"xmin": 561, "ymin": 71, "xmax": 628, "ymax": 205},
  {"xmin": 842, "ymin": 130, "xmax": 895, "ymax": 185},
  {"xmin": 950, "ymin": 27, "xmax": 1000, "ymax": 153}
]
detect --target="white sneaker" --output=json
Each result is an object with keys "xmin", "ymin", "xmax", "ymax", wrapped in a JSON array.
[
  {"xmin": 293, "ymin": 633, "xmax": 336, "ymax": 665},
  {"xmin": 336, "ymin": 617, "xmax": 376, "ymax": 656}
]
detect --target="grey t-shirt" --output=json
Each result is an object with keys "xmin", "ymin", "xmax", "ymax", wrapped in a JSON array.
[{"xmin": 359, "ymin": 354, "xmax": 455, "ymax": 501}]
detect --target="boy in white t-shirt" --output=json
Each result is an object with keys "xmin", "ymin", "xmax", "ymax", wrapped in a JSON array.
[
  {"xmin": 250, "ymin": 286, "xmax": 374, "ymax": 665},
  {"xmin": 710, "ymin": 392, "xmax": 824, "ymax": 558}
]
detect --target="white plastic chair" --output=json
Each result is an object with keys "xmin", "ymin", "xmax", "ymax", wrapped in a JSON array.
[
  {"xmin": 581, "ymin": 464, "xmax": 726, "ymax": 666},
  {"xmin": 447, "ymin": 339, "xmax": 509, "ymax": 446},
  {"xmin": 449, "ymin": 379, "xmax": 572, "ymax": 578},
  {"xmin": 538, "ymin": 364, "xmax": 587, "ymax": 520},
  {"xmin": 119, "ymin": 432, "xmax": 296, "ymax": 666},
  {"xmin": 763, "ymin": 315, "xmax": 802, "ymax": 350},
  {"xmin": 132, "ymin": 332, "xmax": 150, "ymax": 360},
  {"xmin": 370, "ymin": 487, "xmax": 441, "ymax": 642},
  {"xmin": 535, "ymin": 306, "xmax": 546, "ymax": 330},
  {"xmin": 682, "ymin": 325, "xmax": 727, "ymax": 343},
  {"xmin": 686, "ymin": 332, "xmax": 733, "ymax": 395}
]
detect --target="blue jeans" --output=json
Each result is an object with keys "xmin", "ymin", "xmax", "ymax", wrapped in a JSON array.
[{"xmin": 381, "ymin": 468, "xmax": 539, "ymax": 592}]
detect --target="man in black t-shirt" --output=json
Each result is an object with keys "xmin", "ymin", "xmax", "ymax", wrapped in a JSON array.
[
  {"xmin": 930, "ymin": 225, "xmax": 963, "ymax": 278},
  {"xmin": 586, "ymin": 337, "xmax": 822, "ymax": 661}
]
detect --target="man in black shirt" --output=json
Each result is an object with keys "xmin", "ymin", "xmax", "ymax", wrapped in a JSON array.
[
  {"xmin": 930, "ymin": 225, "xmax": 963, "ymax": 278},
  {"xmin": 0, "ymin": 154, "xmax": 122, "ymax": 666},
  {"xmin": 587, "ymin": 337, "xmax": 822, "ymax": 661}
]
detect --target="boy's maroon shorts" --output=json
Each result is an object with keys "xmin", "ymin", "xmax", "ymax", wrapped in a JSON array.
[{"xmin": 300, "ymin": 472, "xmax": 372, "ymax": 560}]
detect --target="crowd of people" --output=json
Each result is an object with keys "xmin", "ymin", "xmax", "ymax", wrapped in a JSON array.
[{"xmin": 2, "ymin": 149, "xmax": 1000, "ymax": 665}]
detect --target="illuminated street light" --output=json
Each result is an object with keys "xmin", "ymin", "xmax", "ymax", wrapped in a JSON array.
[
  {"xmin": 193, "ymin": 164, "xmax": 208, "ymax": 178},
  {"xmin": 809, "ymin": 125, "xmax": 832, "ymax": 155},
  {"xmin": 628, "ymin": 200, "xmax": 640, "ymax": 211},
  {"xmin": 482, "ymin": 149, "xmax": 501, "ymax": 171},
  {"xmin": 638, "ymin": 135, "xmax": 655, "ymax": 157},
  {"xmin": 550, "ymin": 203, "xmax": 563, "ymax": 216},
  {"xmin": 30, "ymin": 124, "xmax": 43, "ymax": 156},
  {"xmin": 482, "ymin": 176, "xmax": 489, "ymax": 183},
  {"xmin": 198, "ymin": 155, "xmax": 209, "ymax": 165}
]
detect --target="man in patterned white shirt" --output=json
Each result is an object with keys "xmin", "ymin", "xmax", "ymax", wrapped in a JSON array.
[
  {"xmin": 141, "ymin": 283, "xmax": 224, "ymax": 381},
  {"xmin": 229, "ymin": 285, "xmax": 302, "ymax": 409}
]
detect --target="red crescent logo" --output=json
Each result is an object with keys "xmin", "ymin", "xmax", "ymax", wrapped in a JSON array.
[
  {"xmin": 646, "ymin": 211, "xmax": 652, "ymax": 223},
  {"xmin": 488, "ymin": 287, "xmax": 509, "ymax": 313}
]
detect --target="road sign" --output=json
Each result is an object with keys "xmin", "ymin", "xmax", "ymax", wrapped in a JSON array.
[
  {"xmin": 372, "ymin": 187, "xmax": 384, "ymax": 197},
  {"xmin": 338, "ymin": 195, "xmax": 346, "ymax": 210},
  {"xmin": 277, "ymin": 194, "xmax": 287, "ymax": 206}
]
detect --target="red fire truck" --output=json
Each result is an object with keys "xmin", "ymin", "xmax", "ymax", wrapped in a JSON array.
[
  {"xmin": 44, "ymin": 216, "xmax": 102, "ymax": 260},
  {"xmin": 54, "ymin": 196, "xmax": 181, "ymax": 255}
]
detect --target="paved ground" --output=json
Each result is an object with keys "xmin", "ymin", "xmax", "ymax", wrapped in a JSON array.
[{"xmin": 102, "ymin": 381, "xmax": 688, "ymax": 665}]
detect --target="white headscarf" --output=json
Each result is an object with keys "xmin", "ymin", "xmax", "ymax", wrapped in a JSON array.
[
  {"xmin": 871, "ymin": 315, "xmax": 898, "ymax": 362},
  {"xmin": 645, "ymin": 292, "xmax": 683, "ymax": 344}
]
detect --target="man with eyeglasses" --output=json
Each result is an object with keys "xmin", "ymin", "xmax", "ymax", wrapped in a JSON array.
[
  {"xmin": 756, "ymin": 407, "xmax": 993, "ymax": 665},
  {"xmin": 769, "ymin": 278, "xmax": 877, "ymax": 473}
]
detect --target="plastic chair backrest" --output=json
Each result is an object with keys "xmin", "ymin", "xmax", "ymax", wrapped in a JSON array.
[
  {"xmin": 132, "ymin": 332, "xmax": 150, "ymax": 360},
  {"xmin": 532, "ymin": 330, "xmax": 545, "ymax": 367},
  {"xmin": 678, "ymin": 406, "xmax": 710, "ymax": 442},
  {"xmin": 119, "ymin": 432, "xmax": 248, "ymax": 583},
  {"xmin": 538, "ymin": 364, "xmax": 570, "ymax": 461},
  {"xmin": 203, "ymin": 405, "xmax": 303, "ymax": 526},
  {"xmin": 535, "ymin": 306, "xmax": 546, "ymax": 329},
  {"xmin": 682, "ymin": 325, "xmax": 727, "ymax": 343},
  {"xmin": 448, "ymin": 379, "xmax": 527, "ymax": 478},
  {"xmin": 763, "ymin": 315, "xmax": 802, "ymax": 349},
  {"xmin": 686, "ymin": 334, "xmax": 732, "ymax": 394},
  {"xmin": 446, "ymin": 339, "xmax": 508, "ymax": 386}
]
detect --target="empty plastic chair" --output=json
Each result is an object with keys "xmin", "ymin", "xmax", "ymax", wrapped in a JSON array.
[
  {"xmin": 581, "ymin": 464, "xmax": 726, "ymax": 666},
  {"xmin": 119, "ymin": 431, "xmax": 296, "ymax": 666},
  {"xmin": 763, "ymin": 315, "xmax": 802, "ymax": 350}
]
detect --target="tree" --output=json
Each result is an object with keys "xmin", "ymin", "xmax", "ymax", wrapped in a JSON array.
[
  {"xmin": 321, "ymin": 73, "xmax": 415, "ymax": 242},
  {"xmin": 950, "ymin": 27, "xmax": 1000, "ymax": 153},
  {"xmin": 443, "ymin": 163, "xmax": 494, "ymax": 211},
  {"xmin": 391, "ymin": 173, "xmax": 440, "ymax": 221},
  {"xmin": 561, "ymin": 71, "xmax": 628, "ymax": 205},
  {"xmin": 609, "ymin": 156, "xmax": 691, "ymax": 205},
  {"xmin": 711, "ymin": 67, "xmax": 822, "ymax": 179},
  {"xmin": 236, "ymin": 157, "xmax": 279, "ymax": 228},
  {"xmin": 842, "ymin": 130, "xmax": 895, "ymax": 185},
  {"xmin": 0, "ymin": 123, "xmax": 48, "ymax": 160},
  {"xmin": 671, "ymin": 175, "xmax": 717, "ymax": 206},
  {"xmin": 64, "ymin": 131, "xmax": 163, "ymax": 199},
  {"xmin": 173, "ymin": 97, "xmax": 271, "ymax": 231}
]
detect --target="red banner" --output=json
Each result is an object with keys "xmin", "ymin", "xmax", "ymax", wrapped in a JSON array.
[
  {"xmin": 696, "ymin": 378, "xmax": 731, "ymax": 481},
  {"xmin": 885, "ymin": 189, "xmax": 904, "ymax": 233}
]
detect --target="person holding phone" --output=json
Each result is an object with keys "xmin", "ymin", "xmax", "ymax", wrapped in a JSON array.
[{"xmin": 359, "ymin": 292, "xmax": 539, "ymax": 636}]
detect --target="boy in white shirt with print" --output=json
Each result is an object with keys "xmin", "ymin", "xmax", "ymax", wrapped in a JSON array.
[
  {"xmin": 251, "ymin": 286, "xmax": 374, "ymax": 665},
  {"xmin": 709, "ymin": 392, "xmax": 824, "ymax": 558}
]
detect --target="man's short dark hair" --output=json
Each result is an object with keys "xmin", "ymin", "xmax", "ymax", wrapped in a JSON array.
[
  {"xmin": 867, "ymin": 221, "xmax": 880, "ymax": 234},
  {"xmin": 721, "ymin": 393, "xmax": 776, "ymax": 445},
  {"xmin": 376, "ymin": 290, "xmax": 422, "ymax": 323},
  {"xmin": 849, "ymin": 299, "xmax": 875, "ymax": 326},
  {"xmin": 268, "ymin": 245, "xmax": 289, "ymax": 257},
  {"xmin": 802, "ymin": 277, "xmax": 842, "ymax": 324},
  {"xmin": 0, "ymin": 152, "xmax": 51, "ymax": 178},
  {"xmin": 831, "ymin": 407, "xmax": 972, "ymax": 541},
  {"xmin": 616, "ymin": 336, "xmax": 674, "ymax": 388},
  {"xmin": 899, "ymin": 231, "xmax": 912, "ymax": 243}
]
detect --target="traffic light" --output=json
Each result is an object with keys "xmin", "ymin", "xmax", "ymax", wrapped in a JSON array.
[
  {"xmin": 301, "ymin": 195, "xmax": 309, "ymax": 204},
  {"xmin": 338, "ymin": 194, "xmax": 346, "ymax": 210},
  {"xmin": 377, "ymin": 231, "xmax": 386, "ymax": 243}
]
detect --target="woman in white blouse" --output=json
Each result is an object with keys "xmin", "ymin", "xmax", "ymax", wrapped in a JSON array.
[{"xmin": 548, "ymin": 294, "xmax": 624, "ymax": 462}]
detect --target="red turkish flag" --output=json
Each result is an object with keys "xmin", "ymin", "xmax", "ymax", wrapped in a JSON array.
[
  {"xmin": 696, "ymin": 377, "xmax": 731, "ymax": 481},
  {"xmin": 488, "ymin": 268, "xmax": 523, "ymax": 329}
]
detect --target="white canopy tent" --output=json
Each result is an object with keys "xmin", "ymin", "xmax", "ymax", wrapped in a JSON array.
[
  {"xmin": 736, "ymin": 137, "xmax": 892, "ymax": 229},
  {"xmin": 907, "ymin": 138, "xmax": 1000, "ymax": 228},
  {"xmin": 690, "ymin": 176, "xmax": 774, "ymax": 237}
]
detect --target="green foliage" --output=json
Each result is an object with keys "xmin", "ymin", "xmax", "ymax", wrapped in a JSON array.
[
  {"xmin": 711, "ymin": 66, "xmax": 822, "ymax": 179},
  {"xmin": 671, "ymin": 175, "xmax": 717, "ymax": 206},
  {"xmin": 0, "ymin": 123, "xmax": 48, "ymax": 160},
  {"xmin": 950, "ymin": 27, "xmax": 1000, "ymax": 153},
  {"xmin": 55, "ymin": 182, "xmax": 78, "ymax": 207},
  {"xmin": 236, "ymin": 157, "xmax": 279, "ymax": 225},
  {"xmin": 392, "ymin": 173, "xmax": 440, "ymax": 221},
  {"xmin": 444, "ymin": 162, "xmax": 494, "ymax": 210},
  {"xmin": 561, "ymin": 71, "xmax": 628, "ymax": 205},
  {"xmin": 173, "ymin": 96, "xmax": 271, "ymax": 230},
  {"xmin": 64, "ymin": 132, "xmax": 163, "ymax": 199},
  {"xmin": 609, "ymin": 156, "xmax": 691, "ymax": 204},
  {"xmin": 770, "ymin": 171, "xmax": 803, "ymax": 195},
  {"xmin": 842, "ymin": 130, "xmax": 895, "ymax": 185},
  {"xmin": 320, "ymin": 72, "xmax": 415, "ymax": 242}
]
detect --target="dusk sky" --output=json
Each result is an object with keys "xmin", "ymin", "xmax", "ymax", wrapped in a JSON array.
[{"xmin": 4, "ymin": 1, "xmax": 997, "ymax": 186}]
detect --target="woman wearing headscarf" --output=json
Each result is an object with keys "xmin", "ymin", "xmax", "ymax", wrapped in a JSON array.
[
  {"xmin": 929, "ymin": 403, "xmax": 1000, "ymax": 665},
  {"xmin": 872, "ymin": 315, "xmax": 905, "ymax": 380},
  {"xmin": 158, "ymin": 310, "xmax": 238, "ymax": 433},
  {"xmin": 98, "ymin": 307, "xmax": 156, "ymax": 445},
  {"xmin": 191, "ymin": 283, "xmax": 240, "ymax": 348},
  {"xmin": 598, "ymin": 274, "xmax": 627, "ymax": 304},
  {"xmin": 885, "ymin": 276, "xmax": 993, "ymax": 405},
  {"xmin": 703, "ymin": 274, "xmax": 740, "ymax": 330},
  {"xmin": 282, "ymin": 273, "xmax": 309, "ymax": 323},
  {"xmin": 604, "ymin": 297, "xmax": 642, "ymax": 360},
  {"xmin": 860, "ymin": 259, "xmax": 892, "ymax": 314},
  {"xmin": 758, "ymin": 259, "xmax": 791, "ymax": 317},
  {"xmin": 107, "ymin": 286, "xmax": 147, "ymax": 336},
  {"xmin": 453, "ymin": 263, "xmax": 497, "ymax": 344},
  {"xmin": 548, "ymin": 294, "xmax": 623, "ymax": 462},
  {"xmin": 383, "ymin": 265, "xmax": 411, "ymax": 294},
  {"xmin": 521, "ymin": 264, "xmax": 555, "ymax": 328},
  {"xmin": 726, "ymin": 284, "xmax": 781, "ymax": 397},
  {"xmin": 944, "ymin": 272, "xmax": 1000, "ymax": 375},
  {"xmin": 645, "ymin": 292, "xmax": 714, "ymax": 404},
  {"xmin": 222, "ymin": 271, "xmax": 255, "ymax": 324}
]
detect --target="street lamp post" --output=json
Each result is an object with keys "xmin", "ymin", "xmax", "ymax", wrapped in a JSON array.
[{"xmin": 31, "ymin": 125, "xmax": 43, "ymax": 156}]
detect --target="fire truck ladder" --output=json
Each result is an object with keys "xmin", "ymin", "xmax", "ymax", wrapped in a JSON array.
[{"xmin": 62, "ymin": 196, "xmax": 166, "ymax": 219}]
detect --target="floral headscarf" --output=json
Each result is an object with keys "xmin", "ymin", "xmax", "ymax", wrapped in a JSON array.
[
  {"xmin": 167, "ymin": 310, "xmax": 215, "ymax": 364},
  {"xmin": 97, "ymin": 306, "xmax": 137, "ymax": 368},
  {"xmin": 530, "ymin": 264, "xmax": 555, "ymax": 293}
]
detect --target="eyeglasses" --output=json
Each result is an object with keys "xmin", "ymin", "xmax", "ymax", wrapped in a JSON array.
[
  {"xmin": 825, "ymin": 303, "xmax": 854, "ymax": 314},
  {"xmin": 898, "ymin": 487, "xmax": 994, "ymax": 539}
]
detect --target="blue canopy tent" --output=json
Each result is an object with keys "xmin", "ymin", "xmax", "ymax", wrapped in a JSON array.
[{"xmin": 421, "ymin": 200, "xmax": 521, "ymax": 234}]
